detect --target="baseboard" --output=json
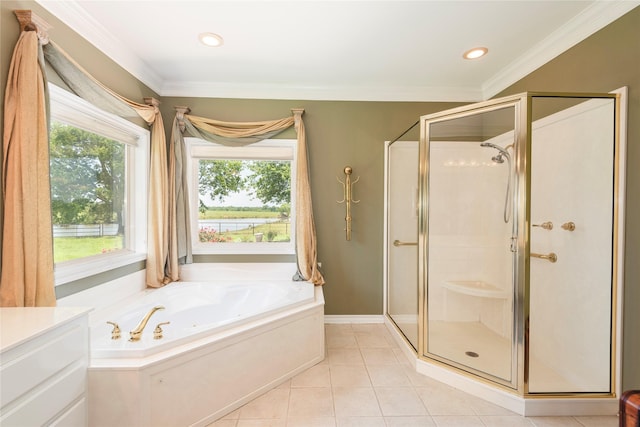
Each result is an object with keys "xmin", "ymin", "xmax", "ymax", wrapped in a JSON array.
[{"xmin": 324, "ymin": 315, "xmax": 385, "ymax": 324}]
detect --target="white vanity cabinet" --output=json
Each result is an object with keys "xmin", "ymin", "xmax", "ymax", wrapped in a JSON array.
[{"xmin": 1, "ymin": 307, "xmax": 91, "ymax": 426}]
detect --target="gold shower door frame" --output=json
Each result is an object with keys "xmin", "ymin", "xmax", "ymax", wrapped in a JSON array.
[{"xmin": 417, "ymin": 92, "xmax": 621, "ymax": 397}]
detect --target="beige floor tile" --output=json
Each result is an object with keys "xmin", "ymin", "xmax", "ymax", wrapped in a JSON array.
[
  {"xmin": 327, "ymin": 333, "xmax": 359, "ymax": 348},
  {"xmin": 288, "ymin": 387, "xmax": 335, "ymax": 418},
  {"xmin": 207, "ymin": 419, "xmax": 237, "ymax": 427},
  {"xmin": 467, "ymin": 393, "xmax": 518, "ymax": 416},
  {"xmin": 351, "ymin": 323, "xmax": 387, "ymax": 334},
  {"xmin": 355, "ymin": 331, "xmax": 393, "ymax": 348},
  {"xmin": 374, "ymin": 386, "xmax": 428, "ymax": 416},
  {"xmin": 479, "ymin": 415, "xmax": 535, "ymax": 426},
  {"xmin": 236, "ymin": 420, "xmax": 286, "ymax": 427},
  {"xmin": 432, "ymin": 415, "xmax": 485, "ymax": 426},
  {"xmin": 275, "ymin": 379, "xmax": 291, "ymax": 389},
  {"xmin": 291, "ymin": 363, "xmax": 331, "ymax": 388},
  {"xmin": 286, "ymin": 417, "xmax": 337, "ymax": 427},
  {"xmin": 238, "ymin": 388, "xmax": 289, "ymax": 419},
  {"xmin": 330, "ymin": 364, "xmax": 372, "ymax": 387},
  {"xmin": 324, "ymin": 323, "xmax": 353, "ymax": 334},
  {"xmin": 384, "ymin": 416, "xmax": 437, "ymax": 426},
  {"xmin": 573, "ymin": 416, "xmax": 618, "ymax": 427},
  {"xmin": 221, "ymin": 409, "xmax": 240, "ymax": 419},
  {"xmin": 361, "ymin": 347, "xmax": 399, "ymax": 365},
  {"xmin": 402, "ymin": 366, "xmax": 446, "ymax": 388},
  {"xmin": 336, "ymin": 416, "xmax": 386, "ymax": 426},
  {"xmin": 328, "ymin": 348, "xmax": 365, "ymax": 365},
  {"xmin": 415, "ymin": 386, "xmax": 476, "ymax": 416},
  {"xmin": 527, "ymin": 417, "xmax": 584, "ymax": 426},
  {"xmin": 332, "ymin": 386, "xmax": 382, "ymax": 417},
  {"xmin": 392, "ymin": 347, "xmax": 414, "ymax": 367},
  {"xmin": 367, "ymin": 364, "xmax": 412, "ymax": 387}
]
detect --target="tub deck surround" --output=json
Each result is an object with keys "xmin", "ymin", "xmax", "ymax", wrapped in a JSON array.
[
  {"xmin": 87, "ymin": 272, "xmax": 325, "ymax": 427},
  {"xmin": 90, "ymin": 280, "xmax": 315, "ymax": 359}
]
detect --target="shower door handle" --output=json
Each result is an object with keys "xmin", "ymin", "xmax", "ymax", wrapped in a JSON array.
[
  {"xmin": 393, "ymin": 240, "xmax": 417, "ymax": 247},
  {"xmin": 531, "ymin": 252, "xmax": 557, "ymax": 263}
]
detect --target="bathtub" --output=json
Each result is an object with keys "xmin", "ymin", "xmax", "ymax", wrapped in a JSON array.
[
  {"xmin": 88, "ymin": 269, "xmax": 325, "ymax": 427},
  {"xmin": 91, "ymin": 280, "xmax": 315, "ymax": 358}
]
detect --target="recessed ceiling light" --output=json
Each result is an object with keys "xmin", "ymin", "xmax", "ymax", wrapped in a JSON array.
[
  {"xmin": 199, "ymin": 32, "xmax": 224, "ymax": 47},
  {"xmin": 463, "ymin": 47, "xmax": 488, "ymax": 60}
]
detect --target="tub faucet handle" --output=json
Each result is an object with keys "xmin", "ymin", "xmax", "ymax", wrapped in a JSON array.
[
  {"xmin": 154, "ymin": 322, "xmax": 171, "ymax": 340},
  {"xmin": 106, "ymin": 321, "xmax": 121, "ymax": 340}
]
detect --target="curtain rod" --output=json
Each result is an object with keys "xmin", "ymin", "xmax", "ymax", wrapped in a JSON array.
[
  {"xmin": 174, "ymin": 106, "xmax": 191, "ymax": 132},
  {"xmin": 14, "ymin": 10, "xmax": 52, "ymax": 43}
]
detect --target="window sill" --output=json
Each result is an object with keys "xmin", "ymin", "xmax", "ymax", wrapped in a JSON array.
[
  {"xmin": 54, "ymin": 251, "xmax": 147, "ymax": 286},
  {"xmin": 192, "ymin": 242, "xmax": 295, "ymax": 256}
]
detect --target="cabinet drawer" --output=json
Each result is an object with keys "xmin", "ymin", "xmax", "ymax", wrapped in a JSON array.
[
  {"xmin": 0, "ymin": 324, "xmax": 86, "ymax": 407},
  {"xmin": 49, "ymin": 397, "xmax": 87, "ymax": 427},
  {"xmin": 0, "ymin": 362, "xmax": 86, "ymax": 426}
]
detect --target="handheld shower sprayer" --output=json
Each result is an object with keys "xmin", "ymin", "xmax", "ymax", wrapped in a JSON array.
[{"xmin": 480, "ymin": 142, "xmax": 513, "ymax": 223}]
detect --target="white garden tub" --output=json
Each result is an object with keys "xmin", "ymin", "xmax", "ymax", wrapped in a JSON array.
[{"xmin": 88, "ymin": 265, "xmax": 325, "ymax": 427}]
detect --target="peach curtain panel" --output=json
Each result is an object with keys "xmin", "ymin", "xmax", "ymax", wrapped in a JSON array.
[
  {"xmin": 177, "ymin": 111, "xmax": 325, "ymax": 285},
  {"xmin": 0, "ymin": 29, "xmax": 56, "ymax": 306},
  {"xmin": 42, "ymin": 42, "xmax": 172, "ymax": 288}
]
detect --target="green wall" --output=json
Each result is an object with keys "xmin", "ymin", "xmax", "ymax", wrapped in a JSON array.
[{"xmin": 1, "ymin": 1, "xmax": 639, "ymax": 388}]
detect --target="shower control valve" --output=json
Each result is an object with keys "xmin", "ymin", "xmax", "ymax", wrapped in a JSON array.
[{"xmin": 532, "ymin": 221, "xmax": 553, "ymax": 230}]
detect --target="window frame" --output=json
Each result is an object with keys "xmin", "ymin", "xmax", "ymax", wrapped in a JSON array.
[
  {"xmin": 49, "ymin": 84, "xmax": 149, "ymax": 286},
  {"xmin": 185, "ymin": 137, "xmax": 297, "ymax": 255}
]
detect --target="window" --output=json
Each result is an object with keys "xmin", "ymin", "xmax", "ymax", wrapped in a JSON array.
[
  {"xmin": 49, "ymin": 84, "xmax": 149, "ymax": 285},
  {"xmin": 186, "ymin": 138, "xmax": 296, "ymax": 255}
]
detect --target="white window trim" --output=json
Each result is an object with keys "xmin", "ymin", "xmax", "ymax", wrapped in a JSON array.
[
  {"xmin": 49, "ymin": 84, "xmax": 149, "ymax": 285},
  {"xmin": 185, "ymin": 137, "xmax": 297, "ymax": 255}
]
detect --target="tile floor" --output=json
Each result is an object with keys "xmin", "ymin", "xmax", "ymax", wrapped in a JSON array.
[{"xmin": 209, "ymin": 323, "xmax": 618, "ymax": 427}]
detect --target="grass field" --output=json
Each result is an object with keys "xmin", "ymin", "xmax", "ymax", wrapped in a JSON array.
[{"xmin": 54, "ymin": 235, "xmax": 123, "ymax": 263}]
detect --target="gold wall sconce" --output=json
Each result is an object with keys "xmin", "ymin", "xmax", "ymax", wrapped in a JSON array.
[{"xmin": 337, "ymin": 166, "xmax": 360, "ymax": 241}]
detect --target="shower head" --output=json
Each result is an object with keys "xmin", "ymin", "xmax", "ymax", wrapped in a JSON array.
[
  {"xmin": 480, "ymin": 142, "xmax": 510, "ymax": 163},
  {"xmin": 491, "ymin": 154, "xmax": 505, "ymax": 164}
]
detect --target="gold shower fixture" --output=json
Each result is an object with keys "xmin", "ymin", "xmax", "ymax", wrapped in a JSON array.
[{"xmin": 337, "ymin": 166, "xmax": 360, "ymax": 241}]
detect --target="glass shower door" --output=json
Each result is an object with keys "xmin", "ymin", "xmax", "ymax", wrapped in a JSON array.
[
  {"xmin": 386, "ymin": 141, "xmax": 419, "ymax": 350},
  {"xmin": 421, "ymin": 104, "xmax": 517, "ymax": 386},
  {"xmin": 527, "ymin": 96, "xmax": 616, "ymax": 393}
]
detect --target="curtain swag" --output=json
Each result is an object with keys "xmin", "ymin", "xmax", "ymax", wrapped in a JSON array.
[{"xmin": 176, "ymin": 110, "xmax": 325, "ymax": 285}]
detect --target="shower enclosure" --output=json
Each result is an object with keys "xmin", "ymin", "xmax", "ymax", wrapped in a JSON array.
[{"xmin": 384, "ymin": 91, "xmax": 626, "ymax": 414}]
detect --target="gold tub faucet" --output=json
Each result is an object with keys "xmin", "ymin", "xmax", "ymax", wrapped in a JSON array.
[{"xmin": 129, "ymin": 305, "xmax": 165, "ymax": 341}]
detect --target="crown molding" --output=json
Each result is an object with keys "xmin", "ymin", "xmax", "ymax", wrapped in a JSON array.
[
  {"xmin": 481, "ymin": 0, "xmax": 640, "ymax": 99},
  {"xmin": 160, "ymin": 81, "xmax": 483, "ymax": 103},
  {"xmin": 35, "ymin": 0, "xmax": 164, "ymax": 93}
]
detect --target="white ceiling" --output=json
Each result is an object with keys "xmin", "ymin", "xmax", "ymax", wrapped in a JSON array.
[{"xmin": 36, "ymin": 0, "xmax": 638, "ymax": 102}]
